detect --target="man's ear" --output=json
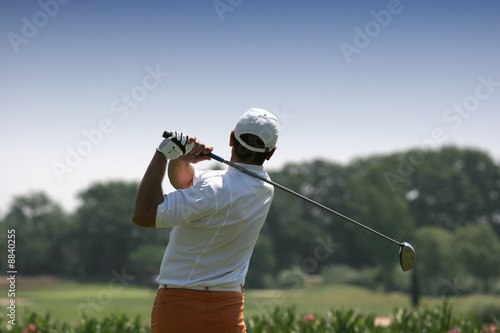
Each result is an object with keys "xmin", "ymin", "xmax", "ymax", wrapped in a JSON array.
[
  {"xmin": 229, "ymin": 131, "xmax": 235, "ymax": 147},
  {"xmin": 265, "ymin": 146, "xmax": 277, "ymax": 161}
]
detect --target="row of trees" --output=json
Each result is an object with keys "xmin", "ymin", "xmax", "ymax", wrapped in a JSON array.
[
  {"xmin": 257, "ymin": 146, "xmax": 500, "ymax": 294},
  {"xmin": 1, "ymin": 146, "xmax": 499, "ymax": 295}
]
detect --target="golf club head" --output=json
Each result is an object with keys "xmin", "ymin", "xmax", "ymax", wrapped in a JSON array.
[{"xmin": 399, "ymin": 242, "xmax": 416, "ymax": 271}]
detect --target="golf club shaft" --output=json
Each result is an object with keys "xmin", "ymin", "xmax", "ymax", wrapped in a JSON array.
[{"xmin": 208, "ymin": 152, "xmax": 403, "ymax": 247}]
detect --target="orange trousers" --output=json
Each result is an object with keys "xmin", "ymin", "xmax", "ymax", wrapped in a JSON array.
[{"xmin": 151, "ymin": 287, "xmax": 246, "ymax": 333}]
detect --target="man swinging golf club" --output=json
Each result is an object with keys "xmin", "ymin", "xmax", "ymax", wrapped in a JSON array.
[{"xmin": 132, "ymin": 108, "xmax": 279, "ymax": 332}]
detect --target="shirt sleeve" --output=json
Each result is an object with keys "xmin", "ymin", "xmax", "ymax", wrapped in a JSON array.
[
  {"xmin": 192, "ymin": 168, "xmax": 215, "ymax": 185},
  {"xmin": 155, "ymin": 177, "xmax": 217, "ymax": 228}
]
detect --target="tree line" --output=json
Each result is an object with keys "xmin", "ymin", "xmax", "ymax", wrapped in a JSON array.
[{"xmin": 1, "ymin": 146, "xmax": 499, "ymax": 297}]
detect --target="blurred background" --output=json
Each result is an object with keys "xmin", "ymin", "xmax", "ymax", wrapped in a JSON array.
[{"xmin": 1, "ymin": 0, "xmax": 499, "ymax": 325}]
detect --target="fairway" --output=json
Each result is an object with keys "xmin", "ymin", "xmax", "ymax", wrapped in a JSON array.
[{"xmin": 11, "ymin": 277, "xmax": 500, "ymax": 325}]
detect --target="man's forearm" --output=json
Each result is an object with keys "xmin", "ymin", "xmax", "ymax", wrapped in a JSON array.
[{"xmin": 132, "ymin": 152, "xmax": 167, "ymax": 228}]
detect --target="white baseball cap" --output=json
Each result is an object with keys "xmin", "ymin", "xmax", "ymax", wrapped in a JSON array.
[{"xmin": 234, "ymin": 108, "xmax": 279, "ymax": 153}]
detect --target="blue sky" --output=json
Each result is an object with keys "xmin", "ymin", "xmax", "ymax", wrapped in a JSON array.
[{"xmin": 1, "ymin": 0, "xmax": 499, "ymax": 213}]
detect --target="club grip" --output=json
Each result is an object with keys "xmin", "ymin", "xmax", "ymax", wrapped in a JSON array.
[
  {"xmin": 208, "ymin": 152, "xmax": 225, "ymax": 163},
  {"xmin": 162, "ymin": 131, "xmax": 172, "ymax": 139}
]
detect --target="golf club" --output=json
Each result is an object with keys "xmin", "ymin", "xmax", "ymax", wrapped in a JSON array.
[{"xmin": 162, "ymin": 131, "xmax": 416, "ymax": 271}]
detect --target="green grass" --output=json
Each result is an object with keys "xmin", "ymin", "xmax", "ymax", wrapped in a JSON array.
[
  {"xmin": 14, "ymin": 279, "xmax": 500, "ymax": 325},
  {"xmin": 17, "ymin": 280, "xmax": 155, "ymax": 323},
  {"xmin": 247, "ymin": 284, "xmax": 500, "ymax": 319},
  {"xmin": 244, "ymin": 284, "xmax": 449, "ymax": 319}
]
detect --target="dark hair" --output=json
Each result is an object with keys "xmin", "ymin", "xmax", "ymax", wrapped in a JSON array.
[{"xmin": 233, "ymin": 133, "xmax": 269, "ymax": 165}]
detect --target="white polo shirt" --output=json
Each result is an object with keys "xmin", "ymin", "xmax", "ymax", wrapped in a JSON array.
[{"xmin": 155, "ymin": 163, "xmax": 274, "ymax": 289}]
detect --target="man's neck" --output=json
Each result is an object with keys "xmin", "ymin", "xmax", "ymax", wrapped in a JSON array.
[{"xmin": 229, "ymin": 154, "xmax": 263, "ymax": 166}]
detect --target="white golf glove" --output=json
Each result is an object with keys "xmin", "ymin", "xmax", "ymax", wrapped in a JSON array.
[{"xmin": 157, "ymin": 131, "xmax": 195, "ymax": 160}]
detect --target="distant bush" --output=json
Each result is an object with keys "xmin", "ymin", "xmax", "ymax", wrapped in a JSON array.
[
  {"xmin": 321, "ymin": 264, "xmax": 378, "ymax": 289},
  {"xmin": 128, "ymin": 244, "xmax": 165, "ymax": 286},
  {"xmin": 276, "ymin": 267, "xmax": 308, "ymax": 289},
  {"xmin": 469, "ymin": 302, "xmax": 500, "ymax": 325},
  {"xmin": 495, "ymin": 281, "xmax": 500, "ymax": 295}
]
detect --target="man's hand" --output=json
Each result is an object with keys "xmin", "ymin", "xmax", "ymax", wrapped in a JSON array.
[
  {"xmin": 157, "ymin": 131, "xmax": 195, "ymax": 160},
  {"xmin": 158, "ymin": 131, "xmax": 213, "ymax": 163},
  {"xmin": 178, "ymin": 136, "xmax": 213, "ymax": 164},
  {"xmin": 164, "ymin": 132, "xmax": 213, "ymax": 190}
]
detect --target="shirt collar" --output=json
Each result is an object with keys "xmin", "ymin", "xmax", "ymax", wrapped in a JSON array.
[{"xmin": 228, "ymin": 163, "xmax": 266, "ymax": 175}]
